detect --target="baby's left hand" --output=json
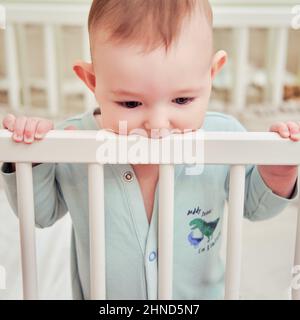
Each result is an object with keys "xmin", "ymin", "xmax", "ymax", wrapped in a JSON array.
[
  {"xmin": 258, "ymin": 120, "xmax": 299, "ymax": 194},
  {"xmin": 257, "ymin": 120, "xmax": 299, "ymax": 198},
  {"xmin": 270, "ymin": 121, "xmax": 300, "ymax": 141}
]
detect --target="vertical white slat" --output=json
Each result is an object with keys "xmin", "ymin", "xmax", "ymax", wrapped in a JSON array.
[
  {"xmin": 265, "ymin": 28, "xmax": 275, "ymax": 105},
  {"xmin": 82, "ymin": 27, "xmax": 97, "ymax": 111},
  {"xmin": 224, "ymin": 165, "xmax": 245, "ymax": 300},
  {"xmin": 266, "ymin": 28, "xmax": 288, "ymax": 109},
  {"xmin": 88, "ymin": 163, "xmax": 106, "ymax": 299},
  {"xmin": 4, "ymin": 24, "xmax": 20, "ymax": 112},
  {"xmin": 17, "ymin": 24, "xmax": 32, "ymax": 110},
  {"xmin": 232, "ymin": 28, "xmax": 249, "ymax": 113},
  {"xmin": 292, "ymin": 167, "xmax": 300, "ymax": 300},
  {"xmin": 158, "ymin": 164, "xmax": 174, "ymax": 300},
  {"xmin": 16, "ymin": 163, "xmax": 38, "ymax": 300},
  {"xmin": 43, "ymin": 24, "xmax": 59, "ymax": 117},
  {"xmin": 54, "ymin": 25, "xmax": 64, "ymax": 114}
]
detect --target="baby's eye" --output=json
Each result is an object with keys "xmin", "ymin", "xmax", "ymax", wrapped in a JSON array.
[
  {"xmin": 116, "ymin": 97, "xmax": 194, "ymax": 108},
  {"xmin": 173, "ymin": 97, "xmax": 194, "ymax": 105},
  {"xmin": 116, "ymin": 101, "xmax": 142, "ymax": 109}
]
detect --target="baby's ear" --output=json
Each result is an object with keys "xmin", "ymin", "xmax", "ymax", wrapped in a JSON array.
[
  {"xmin": 73, "ymin": 60, "xmax": 96, "ymax": 92},
  {"xmin": 211, "ymin": 50, "xmax": 227, "ymax": 80}
]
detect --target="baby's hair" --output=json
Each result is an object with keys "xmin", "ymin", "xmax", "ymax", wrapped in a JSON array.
[{"xmin": 88, "ymin": 0, "xmax": 213, "ymax": 57}]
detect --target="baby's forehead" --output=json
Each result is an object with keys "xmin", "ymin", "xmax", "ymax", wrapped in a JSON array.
[
  {"xmin": 91, "ymin": 37, "xmax": 212, "ymax": 89},
  {"xmin": 89, "ymin": 1, "xmax": 213, "ymax": 65},
  {"xmin": 91, "ymin": 41, "xmax": 212, "ymax": 84}
]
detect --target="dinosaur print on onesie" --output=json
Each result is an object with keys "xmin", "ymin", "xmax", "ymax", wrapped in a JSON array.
[{"xmin": 187, "ymin": 206, "xmax": 221, "ymax": 254}]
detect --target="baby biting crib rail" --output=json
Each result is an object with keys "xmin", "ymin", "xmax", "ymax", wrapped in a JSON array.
[{"xmin": 0, "ymin": 129, "xmax": 299, "ymax": 300}]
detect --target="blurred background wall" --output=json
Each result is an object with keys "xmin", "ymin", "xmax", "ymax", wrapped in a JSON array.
[{"xmin": 0, "ymin": 0, "xmax": 299, "ymax": 130}]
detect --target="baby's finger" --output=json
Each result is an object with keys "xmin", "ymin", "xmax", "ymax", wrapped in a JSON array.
[
  {"xmin": 269, "ymin": 122, "xmax": 290, "ymax": 138},
  {"xmin": 288, "ymin": 121, "xmax": 300, "ymax": 141},
  {"xmin": 13, "ymin": 116, "xmax": 27, "ymax": 142},
  {"xmin": 24, "ymin": 118, "xmax": 40, "ymax": 144},
  {"xmin": 286, "ymin": 121, "xmax": 299, "ymax": 135},
  {"xmin": 2, "ymin": 113, "xmax": 16, "ymax": 131},
  {"xmin": 34, "ymin": 120, "xmax": 54, "ymax": 140}
]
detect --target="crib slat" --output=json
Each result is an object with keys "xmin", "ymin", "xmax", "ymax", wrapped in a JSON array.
[
  {"xmin": 292, "ymin": 166, "xmax": 300, "ymax": 300},
  {"xmin": 158, "ymin": 164, "xmax": 174, "ymax": 299},
  {"xmin": 266, "ymin": 28, "xmax": 288, "ymax": 109},
  {"xmin": 232, "ymin": 28, "xmax": 249, "ymax": 113},
  {"xmin": 88, "ymin": 164, "xmax": 106, "ymax": 299},
  {"xmin": 43, "ymin": 24, "xmax": 59, "ymax": 116},
  {"xmin": 225, "ymin": 165, "xmax": 245, "ymax": 300},
  {"xmin": 17, "ymin": 24, "xmax": 32, "ymax": 109},
  {"xmin": 82, "ymin": 27, "xmax": 97, "ymax": 112},
  {"xmin": 4, "ymin": 24, "xmax": 20, "ymax": 112},
  {"xmin": 16, "ymin": 163, "xmax": 38, "ymax": 300}
]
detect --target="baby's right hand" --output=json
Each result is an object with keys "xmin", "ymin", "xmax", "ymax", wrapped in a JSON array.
[
  {"xmin": 2, "ymin": 113, "xmax": 54, "ymax": 144},
  {"xmin": 2, "ymin": 114, "xmax": 77, "ymax": 170}
]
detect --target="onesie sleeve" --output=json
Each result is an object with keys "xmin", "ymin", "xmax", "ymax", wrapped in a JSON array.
[
  {"xmin": 242, "ymin": 164, "xmax": 298, "ymax": 221},
  {"xmin": 1, "ymin": 162, "xmax": 67, "ymax": 228},
  {"xmin": 224, "ymin": 116, "xmax": 298, "ymax": 221},
  {"xmin": 0, "ymin": 118, "xmax": 78, "ymax": 228}
]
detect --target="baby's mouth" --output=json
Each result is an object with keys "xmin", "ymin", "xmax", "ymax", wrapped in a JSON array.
[{"xmin": 149, "ymin": 128, "xmax": 173, "ymax": 139}]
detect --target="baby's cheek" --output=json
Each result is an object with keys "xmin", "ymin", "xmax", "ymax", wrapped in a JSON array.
[
  {"xmin": 176, "ymin": 116, "xmax": 203, "ymax": 132},
  {"xmin": 97, "ymin": 111, "xmax": 119, "ymax": 133},
  {"xmin": 115, "ymin": 116, "xmax": 143, "ymax": 135},
  {"xmin": 187, "ymin": 107, "xmax": 206, "ymax": 130}
]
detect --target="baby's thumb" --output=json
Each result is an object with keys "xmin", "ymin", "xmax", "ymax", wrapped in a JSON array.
[{"xmin": 64, "ymin": 125, "xmax": 77, "ymax": 130}]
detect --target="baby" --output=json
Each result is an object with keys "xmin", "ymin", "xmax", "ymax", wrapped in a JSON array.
[{"xmin": 1, "ymin": 0, "xmax": 300, "ymax": 299}]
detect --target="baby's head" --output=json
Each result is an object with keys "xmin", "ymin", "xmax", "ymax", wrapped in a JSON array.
[{"xmin": 74, "ymin": 0, "xmax": 226, "ymax": 138}]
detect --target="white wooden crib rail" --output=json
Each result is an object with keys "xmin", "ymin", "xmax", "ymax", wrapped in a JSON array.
[
  {"xmin": 0, "ymin": 3, "xmax": 298, "ymax": 116},
  {"xmin": 0, "ymin": 129, "xmax": 300, "ymax": 300}
]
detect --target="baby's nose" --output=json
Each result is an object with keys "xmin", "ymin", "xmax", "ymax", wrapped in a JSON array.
[{"xmin": 144, "ymin": 114, "xmax": 171, "ymax": 137}]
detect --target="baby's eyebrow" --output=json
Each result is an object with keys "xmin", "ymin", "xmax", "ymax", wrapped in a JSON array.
[{"xmin": 111, "ymin": 87, "xmax": 203, "ymax": 97}]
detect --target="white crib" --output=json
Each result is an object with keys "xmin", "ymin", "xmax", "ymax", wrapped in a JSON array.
[
  {"xmin": 0, "ymin": 129, "xmax": 299, "ymax": 300},
  {"xmin": 0, "ymin": 2, "xmax": 299, "ymax": 117},
  {"xmin": 0, "ymin": 1, "xmax": 300, "ymax": 300}
]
